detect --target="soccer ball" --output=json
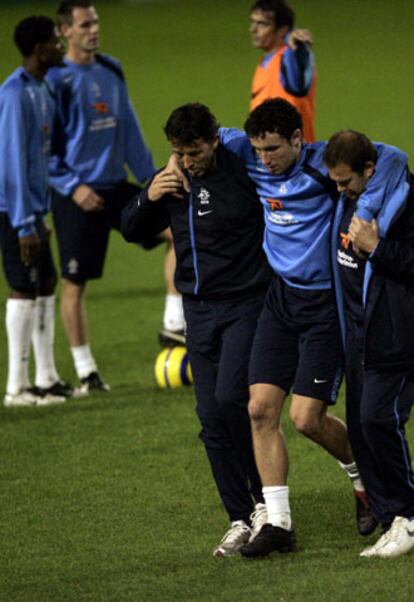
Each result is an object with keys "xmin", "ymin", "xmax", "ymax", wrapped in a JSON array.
[{"xmin": 154, "ymin": 346, "xmax": 193, "ymax": 389}]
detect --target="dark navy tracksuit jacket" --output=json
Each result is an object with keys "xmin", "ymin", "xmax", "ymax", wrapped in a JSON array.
[{"xmin": 332, "ymin": 167, "xmax": 414, "ymax": 526}]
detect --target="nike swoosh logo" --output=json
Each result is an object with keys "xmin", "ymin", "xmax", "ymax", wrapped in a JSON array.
[
  {"xmin": 314, "ymin": 379, "xmax": 328, "ymax": 384},
  {"xmin": 198, "ymin": 210, "xmax": 212, "ymax": 216}
]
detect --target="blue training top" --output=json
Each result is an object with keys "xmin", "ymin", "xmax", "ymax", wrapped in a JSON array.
[
  {"xmin": 0, "ymin": 67, "xmax": 55, "ymax": 237},
  {"xmin": 219, "ymin": 128, "xmax": 408, "ymax": 290},
  {"xmin": 46, "ymin": 54, "xmax": 156, "ymax": 196}
]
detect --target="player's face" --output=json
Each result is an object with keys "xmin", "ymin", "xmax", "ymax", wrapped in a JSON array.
[
  {"xmin": 63, "ymin": 6, "xmax": 100, "ymax": 56},
  {"xmin": 250, "ymin": 130, "xmax": 302, "ymax": 174},
  {"xmin": 171, "ymin": 137, "xmax": 219, "ymax": 177},
  {"xmin": 250, "ymin": 10, "xmax": 284, "ymax": 52},
  {"xmin": 328, "ymin": 162, "xmax": 375, "ymax": 200},
  {"xmin": 39, "ymin": 28, "xmax": 65, "ymax": 68}
]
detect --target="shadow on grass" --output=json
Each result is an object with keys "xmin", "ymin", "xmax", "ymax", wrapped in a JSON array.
[{"xmin": 0, "ymin": 385, "xmax": 181, "ymax": 424}]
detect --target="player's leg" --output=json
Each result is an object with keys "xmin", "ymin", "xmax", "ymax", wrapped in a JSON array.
[
  {"xmin": 5, "ymin": 289, "xmax": 36, "ymax": 406},
  {"xmin": 60, "ymin": 278, "xmax": 88, "ymax": 347},
  {"xmin": 184, "ymin": 297, "xmax": 253, "ymax": 556},
  {"xmin": 359, "ymin": 370, "xmax": 414, "ymax": 558},
  {"xmin": 52, "ymin": 190, "xmax": 109, "ymax": 392},
  {"xmin": 248, "ymin": 383, "xmax": 289, "ymax": 496},
  {"xmin": 0, "ymin": 214, "xmax": 64, "ymax": 406},
  {"xmin": 344, "ymin": 331, "xmax": 385, "ymax": 533},
  {"xmin": 289, "ymin": 289, "xmax": 375, "ymax": 533},
  {"xmin": 240, "ymin": 279, "xmax": 298, "ymax": 557},
  {"xmin": 214, "ymin": 293, "xmax": 268, "ymax": 533},
  {"xmin": 290, "ymin": 395, "xmax": 352, "ymax": 461},
  {"xmin": 30, "ymin": 221, "xmax": 74, "ymax": 398},
  {"xmin": 158, "ymin": 228, "xmax": 185, "ymax": 345},
  {"xmin": 361, "ymin": 369, "xmax": 414, "ymax": 558},
  {"xmin": 240, "ymin": 383, "xmax": 297, "ymax": 557}
]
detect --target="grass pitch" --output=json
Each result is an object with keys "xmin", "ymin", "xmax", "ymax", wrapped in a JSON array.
[{"xmin": 1, "ymin": 1, "xmax": 414, "ymax": 600}]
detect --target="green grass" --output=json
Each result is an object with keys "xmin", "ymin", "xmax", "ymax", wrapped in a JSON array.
[{"xmin": 1, "ymin": 1, "xmax": 414, "ymax": 600}]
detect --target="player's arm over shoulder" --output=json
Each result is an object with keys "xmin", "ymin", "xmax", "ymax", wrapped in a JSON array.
[{"xmin": 219, "ymin": 128, "xmax": 253, "ymax": 162}]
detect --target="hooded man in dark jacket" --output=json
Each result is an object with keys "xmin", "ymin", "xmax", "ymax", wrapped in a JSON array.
[{"xmin": 326, "ymin": 129, "xmax": 414, "ymax": 559}]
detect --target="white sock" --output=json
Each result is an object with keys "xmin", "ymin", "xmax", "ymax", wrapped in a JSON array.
[
  {"xmin": 71, "ymin": 344, "xmax": 97, "ymax": 379},
  {"xmin": 32, "ymin": 295, "xmax": 60, "ymax": 388},
  {"xmin": 263, "ymin": 485, "xmax": 292, "ymax": 530},
  {"xmin": 163, "ymin": 293, "xmax": 185, "ymax": 331},
  {"xmin": 338, "ymin": 460, "xmax": 365, "ymax": 492},
  {"xmin": 5, "ymin": 298, "xmax": 35, "ymax": 395}
]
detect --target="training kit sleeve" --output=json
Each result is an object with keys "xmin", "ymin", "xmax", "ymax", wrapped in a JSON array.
[{"xmin": 0, "ymin": 68, "xmax": 54, "ymax": 236}]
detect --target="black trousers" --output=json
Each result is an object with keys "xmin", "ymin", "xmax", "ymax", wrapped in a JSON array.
[
  {"xmin": 184, "ymin": 291, "xmax": 265, "ymax": 523},
  {"xmin": 346, "ymin": 330, "xmax": 414, "ymax": 528}
]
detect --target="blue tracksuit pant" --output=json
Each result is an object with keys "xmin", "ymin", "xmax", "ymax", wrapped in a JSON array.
[
  {"xmin": 346, "ymin": 330, "xmax": 414, "ymax": 528},
  {"xmin": 184, "ymin": 290, "xmax": 265, "ymax": 523}
]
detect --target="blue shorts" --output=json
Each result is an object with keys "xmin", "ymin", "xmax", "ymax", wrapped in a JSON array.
[
  {"xmin": 249, "ymin": 275, "xmax": 343, "ymax": 404},
  {"xmin": 52, "ymin": 181, "xmax": 162, "ymax": 283},
  {"xmin": 0, "ymin": 213, "xmax": 56, "ymax": 294}
]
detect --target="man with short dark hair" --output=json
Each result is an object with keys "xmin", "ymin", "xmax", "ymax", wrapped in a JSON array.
[
  {"xmin": 121, "ymin": 103, "xmax": 272, "ymax": 557},
  {"xmin": 218, "ymin": 98, "xmax": 407, "ymax": 557},
  {"xmin": 47, "ymin": 1, "xmax": 184, "ymax": 393},
  {"xmin": 0, "ymin": 16, "xmax": 73, "ymax": 406},
  {"xmin": 249, "ymin": 0, "xmax": 316, "ymax": 141},
  {"xmin": 325, "ymin": 130, "xmax": 414, "ymax": 559}
]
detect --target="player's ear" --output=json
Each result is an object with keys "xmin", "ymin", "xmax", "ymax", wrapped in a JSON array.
[
  {"xmin": 363, "ymin": 161, "xmax": 375, "ymax": 179},
  {"xmin": 291, "ymin": 128, "xmax": 303, "ymax": 148},
  {"xmin": 212, "ymin": 135, "xmax": 220, "ymax": 151},
  {"xmin": 60, "ymin": 23, "xmax": 71, "ymax": 40},
  {"xmin": 277, "ymin": 25, "xmax": 290, "ymax": 39}
]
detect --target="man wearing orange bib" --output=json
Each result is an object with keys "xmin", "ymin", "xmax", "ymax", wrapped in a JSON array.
[{"xmin": 249, "ymin": 0, "xmax": 316, "ymax": 142}]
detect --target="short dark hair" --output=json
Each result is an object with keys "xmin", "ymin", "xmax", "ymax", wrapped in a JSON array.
[
  {"xmin": 57, "ymin": 0, "xmax": 92, "ymax": 25},
  {"xmin": 244, "ymin": 98, "xmax": 302, "ymax": 140},
  {"xmin": 324, "ymin": 130, "xmax": 378, "ymax": 175},
  {"xmin": 164, "ymin": 103, "xmax": 219, "ymax": 145},
  {"xmin": 250, "ymin": 0, "xmax": 295, "ymax": 30},
  {"xmin": 14, "ymin": 16, "xmax": 56, "ymax": 57}
]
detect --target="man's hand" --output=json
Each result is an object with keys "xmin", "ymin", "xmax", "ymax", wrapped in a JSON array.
[
  {"xmin": 349, "ymin": 215, "xmax": 379, "ymax": 254},
  {"xmin": 73, "ymin": 184, "xmax": 104, "ymax": 212},
  {"xmin": 148, "ymin": 169, "xmax": 186, "ymax": 201},
  {"xmin": 166, "ymin": 154, "xmax": 190, "ymax": 194},
  {"xmin": 19, "ymin": 233, "xmax": 40, "ymax": 266},
  {"xmin": 288, "ymin": 29, "xmax": 313, "ymax": 50}
]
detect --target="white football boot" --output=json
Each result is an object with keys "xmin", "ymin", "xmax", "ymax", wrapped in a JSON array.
[
  {"xmin": 4, "ymin": 390, "xmax": 39, "ymax": 407},
  {"xmin": 360, "ymin": 516, "xmax": 414, "ymax": 558},
  {"xmin": 213, "ymin": 520, "xmax": 251, "ymax": 557},
  {"xmin": 249, "ymin": 503, "xmax": 268, "ymax": 542}
]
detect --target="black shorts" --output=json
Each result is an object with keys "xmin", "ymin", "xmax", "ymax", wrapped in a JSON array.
[
  {"xmin": 249, "ymin": 275, "xmax": 343, "ymax": 404},
  {"xmin": 52, "ymin": 181, "xmax": 163, "ymax": 283},
  {"xmin": 0, "ymin": 213, "xmax": 56, "ymax": 293}
]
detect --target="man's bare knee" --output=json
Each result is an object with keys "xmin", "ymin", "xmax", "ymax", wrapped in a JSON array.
[
  {"xmin": 291, "ymin": 411, "xmax": 321, "ymax": 438},
  {"xmin": 290, "ymin": 396, "xmax": 326, "ymax": 438},
  {"xmin": 248, "ymin": 396, "xmax": 274, "ymax": 423},
  {"xmin": 248, "ymin": 384, "xmax": 285, "ymax": 426}
]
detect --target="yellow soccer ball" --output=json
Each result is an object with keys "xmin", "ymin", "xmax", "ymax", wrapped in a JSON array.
[{"xmin": 154, "ymin": 346, "xmax": 193, "ymax": 389}]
